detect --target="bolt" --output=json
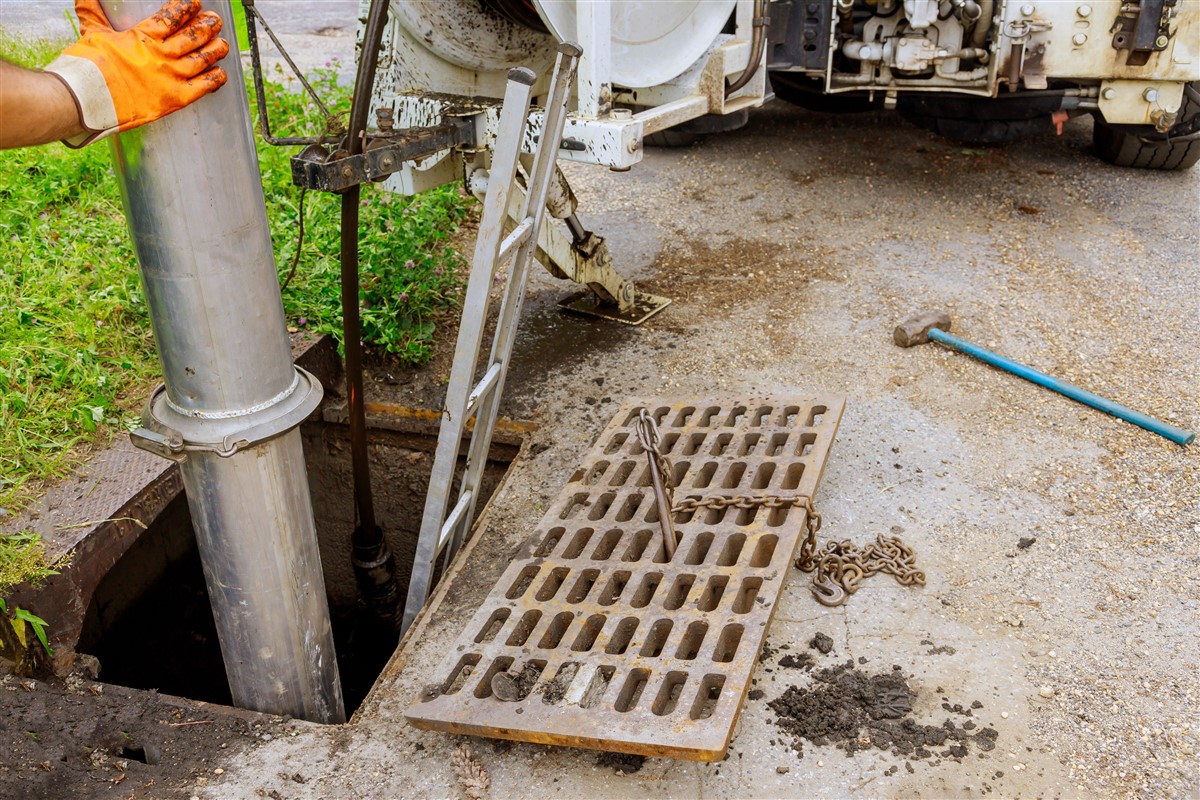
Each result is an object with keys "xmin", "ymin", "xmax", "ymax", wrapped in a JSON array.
[
  {"xmin": 1143, "ymin": 87, "xmax": 1159, "ymax": 102},
  {"xmin": 1072, "ymin": 33, "xmax": 1088, "ymax": 45},
  {"xmin": 1077, "ymin": 3, "xmax": 1091, "ymax": 15},
  {"xmin": 1101, "ymin": 87, "xmax": 1116, "ymax": 100},
  {"xmin": 1021, "ymin": 3, "xmax": 1035, "ymax": 15},
  {"xmin": 1151, "ymin": 108, "xmax": 1178, "ymax": 132},
  {"xmin": 1155, "ymin": 34, "xmax": 1169, "ymax": 48}
]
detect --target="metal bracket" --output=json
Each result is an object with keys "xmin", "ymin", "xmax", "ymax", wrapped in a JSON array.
[
  {"xmin": 1111, "ymin": 0, "xmax": 1176, "ymax": 53},
  {"xmin": 501, "ymin": 169, "xmax": 671, "ymax": 322},
  {"xmin": 131, "ymin": 366, "xmax": 324, "ymax": 461},
  {"xmin": 290, "ymin": 121, "xmax": 475, "ymax": 193}
]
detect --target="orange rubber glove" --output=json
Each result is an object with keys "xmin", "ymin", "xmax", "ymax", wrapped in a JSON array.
[{"xmin": 43, "ymin": 0, "xmax": 229, "ymax": 147}]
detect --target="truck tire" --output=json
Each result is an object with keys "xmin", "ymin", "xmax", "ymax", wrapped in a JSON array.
[
  {"xmin": 644, "ymin": 129, "xmax": 702, "ymax": 148},
  {"xmin": 1092, "ymin": 84, "xmax": 1200, "ymax": 171},
  {"xmin": 769, "ymin": 72, "xmax": 877, "ymax": 113},
  {"xmin": 643, "ymin": 109, "xmax": 750, "ymax": 148},
  {"xmin": 898, "ymin": 93, "xmax": 1063, "ymax": 145}
]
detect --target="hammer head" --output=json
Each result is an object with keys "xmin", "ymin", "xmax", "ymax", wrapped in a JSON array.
[{"xmin": 894, "ymin": 310, "xmax": 952, "ymax": 347}]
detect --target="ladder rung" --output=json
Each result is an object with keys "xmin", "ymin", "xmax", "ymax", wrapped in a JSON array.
[
  {"xmin": 498, "ymin": 217, "xmax": 533, "ymax": 263},
  {"xmin": 437, "ymin": 489, "xmax": 474, "ymax": 551},
  {"xmin": 465, "ymin": 362, "xmax": 502, "ymax": 419}
]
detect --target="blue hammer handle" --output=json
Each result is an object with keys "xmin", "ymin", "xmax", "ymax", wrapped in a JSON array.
[{"xmin": 927, "ymin": 327, "xmax": 1194, "ymax": 446}]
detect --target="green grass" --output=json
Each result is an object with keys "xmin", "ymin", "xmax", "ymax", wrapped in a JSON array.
[
  {"xmin": 257, "ymin": 63, "xmax": 470, "ymax": 361},
  {"xmin": 0, "ymin": 43, "xmax": 472, "ymax": 594},
  {"xmin": 1, "ymin": 31, "xmax": 151, "ymax": 515}
]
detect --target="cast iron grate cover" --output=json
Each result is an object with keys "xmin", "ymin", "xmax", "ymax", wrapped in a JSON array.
[{"xmin": 406, "ymin": 396, "xmax": 845, "ymax": 761}]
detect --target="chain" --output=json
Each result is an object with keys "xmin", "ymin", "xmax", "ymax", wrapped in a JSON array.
[
  {"xmin": 803, "ymin": 535, "xmax": 925, "ymax": 607},
  {"xmin": 632, "ymin": 408, "xmax": 923, "ymax": 607}
]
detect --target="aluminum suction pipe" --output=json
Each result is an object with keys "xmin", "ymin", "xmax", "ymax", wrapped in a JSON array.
[{"xmin": 103, "ymin": 0, "xmax": 345, "ymax": 723}]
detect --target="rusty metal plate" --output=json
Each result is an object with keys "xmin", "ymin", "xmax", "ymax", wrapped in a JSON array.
[
  {"xmin": 406, "ymin": 396, "xmax": 845, "ymax": 761},
  {"xmin": 557, "ymin": 289, "xmax": 672, "ymax": 325}
]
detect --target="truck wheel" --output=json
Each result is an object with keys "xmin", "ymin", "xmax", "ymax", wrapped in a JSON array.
[
  {"xmin": 898, "ymin": 93, "xmax": 1063, "ymax": 145},
  {"xmin": 1092, "ymin": 84, "xmax": 1200, "ymax": 171}
]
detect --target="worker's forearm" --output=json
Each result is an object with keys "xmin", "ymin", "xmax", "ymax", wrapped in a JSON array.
[{"xmin": 0, "ymin": 59, "xmax": 86, "ymax": 149}]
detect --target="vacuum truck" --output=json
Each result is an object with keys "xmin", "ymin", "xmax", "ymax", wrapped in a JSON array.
[{"xmin": 370, "ymin": 0, "xmax": 1199, "ymax": 177}]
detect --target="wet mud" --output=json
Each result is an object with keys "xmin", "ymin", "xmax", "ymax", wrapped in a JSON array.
[{"xmin": 768, "ymin": 661, "xmax": 999, "ymax": 761}]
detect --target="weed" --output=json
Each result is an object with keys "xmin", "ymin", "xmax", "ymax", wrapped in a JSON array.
[
  {"xmin": 0, "ymin": 532, "xmax": 58, "ymax": 595},
  {"xmin": 0, "ymin": 30, "xmax": 67, "ymax": 68}
]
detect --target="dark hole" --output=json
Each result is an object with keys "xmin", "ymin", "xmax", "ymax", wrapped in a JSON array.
[
  {"xmin": 78, "ymin": 420, "xmax": 514, "ymax": 719},
  {"xmin": 120, "ymin": 745, "xmax": 157, "ymax": 765}
]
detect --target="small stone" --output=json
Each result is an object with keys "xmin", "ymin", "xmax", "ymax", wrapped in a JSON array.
[{"xmin": 1038, "ymin": 686, "xmax": 1055, "ymax": 699}]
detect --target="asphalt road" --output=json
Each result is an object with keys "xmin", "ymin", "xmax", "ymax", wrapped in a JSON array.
[{"xmin": 0, "ymin": 0, "xmax": 359, "ymax": 60}]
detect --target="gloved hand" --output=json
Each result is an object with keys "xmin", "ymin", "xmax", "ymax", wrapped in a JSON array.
[{"xmin": 44, "ymin": 0, "xmax": 229, "ymax": 147}]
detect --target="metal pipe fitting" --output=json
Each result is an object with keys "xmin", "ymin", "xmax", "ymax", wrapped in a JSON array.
[
  {"xmin": 970, "ymin": 0, "xmax": 995, "ymax": 48},
  {"xmin": 843, "ymin": 40, "xmax": 887, "ymax": 62},
  {"xmin": 102, "ymin": 0, "xmax": 344, "ymax": 724}
]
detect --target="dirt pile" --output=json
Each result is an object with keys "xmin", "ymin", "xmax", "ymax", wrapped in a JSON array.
[
  {"xmin": 596, "ymin": 751, "xmax": 645, "ymax": 774},
  {"xmin": 0, "ymin": 670, "xmax": 282, "ymax": 799},
  {"xmin": 768, "ymin": 661, "xmax": 998, "ymax": 762}
]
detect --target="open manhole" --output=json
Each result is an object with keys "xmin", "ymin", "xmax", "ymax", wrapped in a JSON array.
[
  {"xmin": 74, "ymin": 414, "xmax": 518, "ymax": 717},
  {"xmin": 407, "ymin": 395, "xmax": 844, "ymax": 760}
]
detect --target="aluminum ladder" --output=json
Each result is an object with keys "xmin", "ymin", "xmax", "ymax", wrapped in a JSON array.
[{"xmin": 402, "ymin": 44, "xmax": 581, "ymax": 632}]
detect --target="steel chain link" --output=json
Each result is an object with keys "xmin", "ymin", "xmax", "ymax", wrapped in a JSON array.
[{"xmin": 634, "ymin": 408, "xmax": 923, "ymax": 607}]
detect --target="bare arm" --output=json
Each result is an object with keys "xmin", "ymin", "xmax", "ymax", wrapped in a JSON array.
[{"xmin": 0, "ymin": 59, "xmax": 86, "ymax": 149}]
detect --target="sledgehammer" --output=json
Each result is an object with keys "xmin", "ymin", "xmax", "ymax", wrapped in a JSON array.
[{"xmin": 894, "ymin": 311, "xmax": 1194, "ymax": 445}]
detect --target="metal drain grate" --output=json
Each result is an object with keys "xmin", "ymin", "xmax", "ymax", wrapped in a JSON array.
[{"xmin": 406, "ymin": 396, "xmax": 845, "ymax": 761}]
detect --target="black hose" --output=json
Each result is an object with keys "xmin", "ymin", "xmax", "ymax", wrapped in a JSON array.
[
  {"xmin": 342, "ymin": 0, "xmax": 401, "ymax": 630},
  {"xmin": 726, "ymin": 0, "xmax": 768, "ymax": 98}
]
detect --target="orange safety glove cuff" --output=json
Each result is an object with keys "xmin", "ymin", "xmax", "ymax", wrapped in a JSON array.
[{"xmin": 43, "ymin": 0, "xmax": 230, "ymax": 147}]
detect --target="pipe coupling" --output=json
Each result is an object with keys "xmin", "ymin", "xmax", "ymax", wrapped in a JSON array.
[{"xmin": 131, "ymin": 366, "xmax": 323, "ymax": 461}]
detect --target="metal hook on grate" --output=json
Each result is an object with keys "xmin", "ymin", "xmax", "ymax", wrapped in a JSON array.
[{"xmin": 635, "ymin": 408, "xmax": 680, "ymax": 559}]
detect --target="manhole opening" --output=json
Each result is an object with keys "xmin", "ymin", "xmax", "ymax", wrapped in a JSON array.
[{"xmin": 76, "ymin": 419, "xmax": 515, "ymax": 718}]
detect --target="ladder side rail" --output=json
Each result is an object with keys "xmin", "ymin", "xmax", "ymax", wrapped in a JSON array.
[
  {"xmin": 446, "ymin": 47, "xmax": 583, "ymax": 565},
  {"xmin": 402, "ymin": 69, "xmax": 538, "ymax": 632}
]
